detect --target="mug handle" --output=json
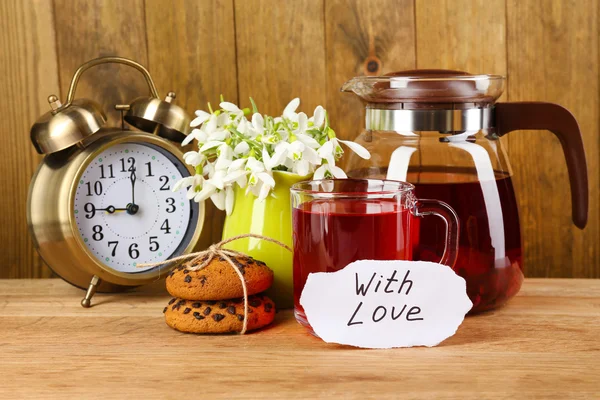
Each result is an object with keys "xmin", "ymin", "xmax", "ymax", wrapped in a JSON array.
[{"xmin": 412, "ymin": 199, "xmax": 460, "ymax": 269}]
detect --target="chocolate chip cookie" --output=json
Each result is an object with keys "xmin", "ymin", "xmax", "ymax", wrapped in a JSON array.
[
  {"xmin": 164, "ymin": 295, "xmax": 275, "ymax": 333},
  {"xmin": 166, "ymin": 255, "xmax": 273, "ymax": 300}
]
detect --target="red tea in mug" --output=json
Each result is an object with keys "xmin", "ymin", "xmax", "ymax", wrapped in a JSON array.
[{"xmin": 291, "ymin": 179, "xmax": 459, "ymax": 333}]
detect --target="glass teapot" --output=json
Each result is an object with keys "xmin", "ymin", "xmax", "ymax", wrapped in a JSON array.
[{"xmin": 341, "ymin": 70, "xmax": 588, "ymax": 313}]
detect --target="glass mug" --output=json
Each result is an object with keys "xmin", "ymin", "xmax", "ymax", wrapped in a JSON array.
[{"xmin": 291, "ymin": 179, "xmax": 460, "ymax": 333}]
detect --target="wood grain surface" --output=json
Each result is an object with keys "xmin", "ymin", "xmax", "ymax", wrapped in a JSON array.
[
  {"xmin": 234, "ymin": 0, "xmax": 326, "ymax": 116},
  {"xmin": 53, "ymin": 0, "xmax": 150, "ymax": 127},
  {"xmin": 325, "ymin": 0, "xmax": 416, "ymax": 142},
  {"xmin": 506, "ymin": 0, "xmax": 600, "ymax": 278},
  {"xmin": 0, "ymin": 278, "xmax": 598, "ymax": 399},
  {"xmin": 0, "ymin": 0, "xmax": 58, "ymax": 278},
  {"xmin": 0, "ymin": 0, "xmax": 599, "ymax": 279}
]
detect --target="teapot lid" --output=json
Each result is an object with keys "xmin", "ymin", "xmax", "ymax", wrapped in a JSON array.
[{"xmin": 341, "ymin": 69, "xmax": 505, "ymax": 107}]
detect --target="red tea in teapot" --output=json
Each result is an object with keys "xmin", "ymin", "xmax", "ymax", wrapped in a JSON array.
[{"xmin": 409, "ymin": 170, "xmax": 523, "ymax": 312}]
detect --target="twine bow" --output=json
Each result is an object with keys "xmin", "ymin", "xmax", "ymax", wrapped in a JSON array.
[{"xmin": 137, "ymin": 234, "xmax": 292, "ymax": 334}]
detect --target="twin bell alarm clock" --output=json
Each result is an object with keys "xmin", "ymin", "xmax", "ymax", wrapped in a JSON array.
[{"xmin": 27, "ymin": 56, "xmax": 204, "ymax": 307}]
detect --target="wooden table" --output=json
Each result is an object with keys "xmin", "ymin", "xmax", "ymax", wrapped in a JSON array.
[{"xmin": 0, "ymin": 279, "xmax": 598, "ymax": 399}]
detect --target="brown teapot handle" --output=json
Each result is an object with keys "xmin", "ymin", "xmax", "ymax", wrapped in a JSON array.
[{"xmin": 495, "ymin": 102, "xmax": 588, "ymax": 229}]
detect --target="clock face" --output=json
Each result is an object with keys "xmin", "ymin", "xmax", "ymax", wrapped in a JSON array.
[{"xmin": 74, "ymin": 142, "xmax": 199, "ymax": 273}]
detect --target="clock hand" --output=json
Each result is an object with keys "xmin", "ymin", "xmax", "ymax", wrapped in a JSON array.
[
  {"xmin": 126, "ymin": 165, "xmax": 140, "ymax": 215},
  {"xmin": 130, "ymin": 165, "xmax": 136, "ymax": 205},
  {"xmin": 97, "ymin": 206, "xmax": 127, "ymax": 214}
]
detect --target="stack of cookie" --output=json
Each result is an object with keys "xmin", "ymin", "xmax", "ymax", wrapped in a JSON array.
[{"xmin": 163, "ymin": 254, "xmax": 276, "ymax": 333}]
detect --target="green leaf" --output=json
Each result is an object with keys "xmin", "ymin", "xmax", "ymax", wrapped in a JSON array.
[{"xmin": 249, "ymin": 97, "xmax": 258, "ymax": 114}]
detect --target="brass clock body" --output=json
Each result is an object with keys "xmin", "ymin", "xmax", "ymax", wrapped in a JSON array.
[
  {"xmin": 28, "ymin": 56, "xmax": 203, "ymax": 306},
  {"xmin": 27, "ymin": 130, "xmax": 204, "ymax": 292}
]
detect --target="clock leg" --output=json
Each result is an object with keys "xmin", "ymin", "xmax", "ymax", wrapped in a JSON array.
[{"xmin": 81, "ymin": 275, "xmax": 101, "ymax": 308}]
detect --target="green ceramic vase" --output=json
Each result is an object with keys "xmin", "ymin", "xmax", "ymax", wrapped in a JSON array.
[{"xmin": 221, "ymin": 171, "xmax": 308, "ymax": 308}]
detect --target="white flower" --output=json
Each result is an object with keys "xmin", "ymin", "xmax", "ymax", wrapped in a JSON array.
[
  {"xmin": 210, "ymin": 190, "xmax": 226, "ymax": 210},
  {"xmin": 182, "ymin": 128, "xmax": 207, "ymax": 146},
  {"xmin": 301, "ymin": 146, "xmax": 321, "ymax": 164},
  {"xmin": 199, "ymin": 141, "xmax": 223, "ymax": 153},
  {"xmin": 204, "ymin": 114, "xmax": 218, "ymax": 134},
  {"xmin": 182, "ymin": 151, "xmax": 204, "ymax": 167},
  {"xmin": 214, "ymin": 144, "xmax": 233, "ymax": 170},
  {"xmin": 225, "ymin": 186, "xmax": 234, "ymax": 215},
  {"xmin": 283, "ymin": 98, "xmax": 300, "ymax": 118},
  {"xmin": 312, "ymin": 106, "xmax": 325, "ymax": 128},
  {"xmin": 233, "ymin": 141, "xmax": 250, "ymax": 155},
  {"xmin": 205, "ymin": 169, "xmax": 226, "ymax": 190},
  {"xmin": 295, "ymin": 133, "xmax": 320, "ymax": 149},
  {"xmin": 294, "ymin": 159, "xmax": 309, "ymax": 176},
  {"xmin": 265, "ymin": 144, "xmax": 287, "ymax": 170},
  {"xmin": 245, "ymin": 156, "xmax": 265, "ymax": 173},
  {"xmin": 317, "ymin": 140, "xmax": 336, "ymax": 166},
  {"xmin": 190, "ymin": 110, "xmax": 211, "ymax": 128},
  {"xmin": 313, "ymin": 164, "xmax": 347, "ymax": 179},
  {"xmin": 336, "ymin": 138, "xmax": 371, "ymax": 160},
  {"xmin": 257, "ymin": 181, "xmax": 272, "ymax": 201},
  {"xmin": 296, "ymin": 112, "xmax": 308, "ymax": 134},
  {"xmin": 178, "ymin": 98, "xmax": 371, "ymax": 215},
  {"xmin": 172, "ymin": 175, "xmax": 199, "ymax": 197},
  {"xmin": 220, "ymin": 101, "xmax": 242, "ymax": 115},
  {"xmin": 251, "ymin": 113, "xmax": 265, "ymax": 135},
  {"xmin": 208, "ymin": 129, "xmax": 229, "ymax": 142},
  {"xmin": 228, "ymin": 158, "xmax": 247, "ymax": 173}
]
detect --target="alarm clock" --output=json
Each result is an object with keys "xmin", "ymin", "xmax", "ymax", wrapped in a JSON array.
[{"xmin": 27, "ymin": 57, "xmax": 204, "ymax": 307}]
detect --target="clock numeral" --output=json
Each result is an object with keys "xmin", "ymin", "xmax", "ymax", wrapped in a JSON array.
[
  {"xmin": 99, "ymin": 164, "xmax": 115, "ymax": 179},
  {"xmin": 145, "ymin": 162, "xmax": 154, "ymax": 177},
  {"xmin": 160, "ymin": 219, "xmax": 171, "ymax": 234},
  {"xmin": 84, "ymin": 203, "xmax": 96, "ymax": 219},
  {"xmin": 128, "ymin": 243, "xmax": 140, "ymax": 259},
  {"xmin": 92, "ymin": 225, "xmax": 104, "ymax": 241},
  {"xmin": 85, "ymin": 181, "xmax": 103, "ymax": 196},
  {"xmin": 120, "ymin": 157, "xmax": 136, "ymax": 172},
  {"xmin": 149, "ymin": 236, "xmax": 159, "ymax": 252},
  {"xmin": 159, "ymin": 175, "xmax": 170, "ymax": 191},
  {"xmin": 165, "ymin": 197, "xmax": 176, "ymax": 213},
  {"xmin": 108, "ymin": 241, "xmax": 119, "ymax": 257}
]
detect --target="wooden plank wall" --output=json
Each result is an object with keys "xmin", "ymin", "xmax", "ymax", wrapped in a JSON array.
[{"xmin": 1, "ymin": 0, "xmax": 598, "ymax": 279}]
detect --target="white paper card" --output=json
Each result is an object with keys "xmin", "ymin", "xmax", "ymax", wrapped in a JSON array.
[{"xmin": 300, "ymin": 260, "xmax": 473, "ymax": 349}]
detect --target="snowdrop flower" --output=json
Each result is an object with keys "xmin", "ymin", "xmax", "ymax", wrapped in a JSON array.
[
  {"xmin": 317, "ymin": 140, "xmax": 336, "ymax": 166},
  {"xmin": 334, "ymin": 138, "xmax": 371, "ymax": 160},
  {"xmin": 233, "ymin": 141, "xmax": 250, "ymax": 155},
  {"xmin": 283, "ymin": 98, "xmax": 300, "ymax": 119},
  {"xmin": 172, "ymin": 175, "xmax": 202, "ymax": 199},
  {"xmin": 313, "ymin": 164, "xmax": 347, "ymax": 179},
  {"xmin": 296, "ymin": 112, "xmax": 308, "ymax": 134},
  {"xmin": 225, "ymin": 186, "xmax": 234, "ymax": 215},
  {"xmin": 220, "ymin": 102, "xmax": 244, "ymax": 117},
  {"xmin": 182, "ymin": 128, "xmax": 208, "ymax": 146},
  {"xmin": 311, "ymin": 106, "xmax": 325, "ymax": 129},
  {"xmin": 174, "ymin": 97, "xmax": 371, "ymax": 215},
  {"xmin": 210, "ymin": 190, "xmax": 226, "ymax": 210},
  {"xmin": 251, "ymin": 113, "xmax": 265, "ymax": 135},
  {"xmin": 182, "ymin": 151, "xmax": 204, "ymax": 167},
  {"xmin": 190, "ymin": 110, "xmax": 211, "ymax": 128},
  {"xmin": 214, "ymin": 143, "xmax": 233, "ymax": 170}
]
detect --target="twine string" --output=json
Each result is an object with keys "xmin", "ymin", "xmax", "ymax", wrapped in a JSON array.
[{"xmin": 137, "ymin": 233, "xmax": 292, "ymax": 334}]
